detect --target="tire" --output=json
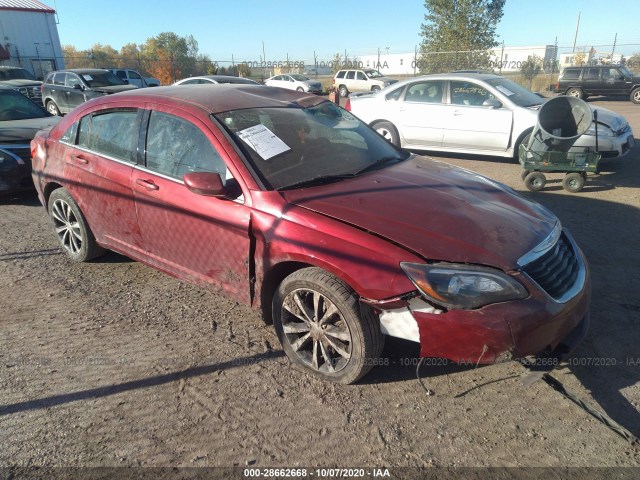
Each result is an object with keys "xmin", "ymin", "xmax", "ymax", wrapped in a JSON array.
[
  {"xmin": 296, "ymin": 87, "xmax": 304, "ymax": 92},
  {"xmin": 46, "ymin": 100, "xmax": 61, "ymax": 116},
  {"xmin": 631, "ymin": 87, "xmax": 640, "ymax": 104},
  {"xmin": 524, "ymin": 172, "xmax": 546, "ymax": 191},
  {"xmin": 514, "ymin": 131, "xmax": 532, "ymax": 162},
  {"xmin": 563, "ymin": 172, "xmax": 585, "ymax": 193},
  {"xmin": 521, "ymin": 169, "xmax": 531, "ymax": 181},
  {"xmin": 338, "ymin": 85, "xmax": 349, "ymax": 98},
  {"xmin": 371, "ymin": 85, "xmax": 381, "ymax": 92},
  {"xmin": 273, "ymin": 267, "xmax": 384, "ymax": 384},
  {"xmin": 372, "ymin": 121, "xmax": 400, "ymax": 147},
  {"xmin": 566, "ymin": 88, "xmax": 585, "ymax": 100},
  {"xmin": 48, "ymin": 188, "xmax": 105, "ymax": 262}
]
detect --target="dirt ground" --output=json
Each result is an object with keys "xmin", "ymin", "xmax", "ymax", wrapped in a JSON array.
[{"xmin": 1, "ymin": 98, "xmax": 639, "ymax": 475}]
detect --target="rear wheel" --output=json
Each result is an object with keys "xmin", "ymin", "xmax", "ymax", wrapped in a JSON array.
[
  {"xmin": 296, "ymin": 87, "xmax": 304, "ymax": 92},
  {"xmin": 273, "ymin": 267, "xmax": 384, "ymax": 384},
  {"xmin": 338, "ymin": 85, "xmax": 349, "ymax": 98},
  {"xmin": 371, "ymin": 85, "xmax": 381, "ymax": 92},
  {"xmin": 524, "ymin": 172, "xmax": 546, "ymax": 191},
  {"xmin": 563, "ymin": 172, "xmax": 585, "ymax": 193},
  {"xmin": 521, "ymin": 169, "xmax": 531, "ymax": 181},
  {"xmin": 631, "ymin": 87, "xmax": 640, "ymax": 104},
  {"xmin": 372, "ymin": 121, "xmax": 400, "ymax": 147},
  {"xmin": 566, "ymin": 88, "xmax": 585, "ymax": 100},
  {"xmin": 46, "ymin": 100, "xmax": 61, "ymax": 116},
  {"xmin": 48, "ymin": 188, "xmax": 105, "ymax": 262}
]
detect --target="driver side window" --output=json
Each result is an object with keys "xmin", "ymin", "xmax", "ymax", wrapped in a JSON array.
[{"xmin": 145, "ymin": 111, "xmax": 227, "ymax": 181}]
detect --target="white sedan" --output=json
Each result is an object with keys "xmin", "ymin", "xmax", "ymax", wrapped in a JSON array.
[
  {"xmin": 265, "ymin": 74, "xmax": 322, "ymax": 94},
  {"xmin": 346, "ymin": 73, "xmax": 634, "ymax": 159}
]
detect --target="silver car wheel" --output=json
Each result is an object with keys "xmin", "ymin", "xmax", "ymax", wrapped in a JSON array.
[
  {"xmin": 51, "ymin": 198, "xmax": 83, "ymax": 255},
  {"xmin": 281, "ymin": 288, "xmax": 352, "ymax": 373},
  {"xmin": 376, "ymin": 126, "xmax": 394, "ymax": 142}
]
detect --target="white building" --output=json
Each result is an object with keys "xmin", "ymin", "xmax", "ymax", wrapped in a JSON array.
[
  {"xmin": 357, "ymin": 53, "xmax": 419, "ymax": 76},
  {"xmin": 0, "ymin": 0, "xmax": 64, "ymax": 79}
]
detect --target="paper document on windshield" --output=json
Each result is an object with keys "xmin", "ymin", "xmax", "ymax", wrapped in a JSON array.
[
  {"xmin": 237, "ymin": 124, "xmax": 290, "ymax": 160},
  {"xmin": 494, "ymin": 85, "xmax": 515, "ymax": 96}
]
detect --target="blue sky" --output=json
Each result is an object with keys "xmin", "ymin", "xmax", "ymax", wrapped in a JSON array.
[{"xmin": 48, "ymin": 0, "xmax": 640, "ymax": 61}]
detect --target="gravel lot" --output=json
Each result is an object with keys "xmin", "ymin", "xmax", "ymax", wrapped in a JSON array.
[{"xmin": 1, "ymin": 97, "xmax": 639, "ymax": 473}]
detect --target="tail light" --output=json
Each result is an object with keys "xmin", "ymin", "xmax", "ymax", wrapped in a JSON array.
[
  {"xmin": 555, "ymin": 83, "xmax": 559, "ymax": 92},
  {"xmin": 345, "ymin": 98, "xmax": 351, "ymax": 111}
]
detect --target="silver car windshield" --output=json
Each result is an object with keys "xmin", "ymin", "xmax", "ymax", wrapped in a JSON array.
[{"xmin": 486, "ymin": 78, "xmax": 543, "ymax": 108}]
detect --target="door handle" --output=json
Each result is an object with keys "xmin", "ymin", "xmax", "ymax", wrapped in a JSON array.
[
  {"xmin": 135, "ymin": 178, "xmax": 159, "ymax": 191},
  {"xmin": 453, "ymin": 110, "xmax": 463, "ymax": 116},
  {"xmin": 71, "ymin": 154, "xmax": 88, "ymax": 165}
]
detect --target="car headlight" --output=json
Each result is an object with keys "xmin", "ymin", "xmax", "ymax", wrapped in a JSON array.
[
  {"xmin": 585, "ymin": 124, "xmax": 615, "ymax": 137},
  {"xmin": 400, "ymin": 262, "xmax": 528, "ymax": 310}
]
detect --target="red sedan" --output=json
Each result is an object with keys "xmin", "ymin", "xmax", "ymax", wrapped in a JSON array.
[{"xmin": 31, "ymin": 85, "xmax": 590, "ymax": 384}]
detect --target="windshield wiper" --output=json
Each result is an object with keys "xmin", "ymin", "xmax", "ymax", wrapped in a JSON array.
[
  {"xmin": 353, "ymin": 155, "xmax": 406, "ymax": 176},
  {"xmin": 276, "ymin": 173, "xmax": 357, "ymax": 191}
]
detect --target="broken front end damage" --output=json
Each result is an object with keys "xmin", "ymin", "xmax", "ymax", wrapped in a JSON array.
[{"xmin": 363, "ymin": 270, "xmax": 591, "ymax": 365}]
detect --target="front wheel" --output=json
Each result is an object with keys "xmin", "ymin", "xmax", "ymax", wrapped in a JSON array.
[
  {"xmin": 372, "ymin": 121, "xmax": 400, "ymax": 147},
  {"xmin": 338, "ymin": 85, "xmax": 349, "ymax": 98},
  {"xmin": 524, "ymin": 172, "xmax": 546, "ymax": 191},
  {"xmin": 273, "ymin": 267, "xmax": 384, "ymax": 384},
  {"xmin": 371, "ymin": 85, "xmax": 381, "ymax": 92},
  {"xmin": 48, "ymin": 188, "xmax": 105, "ymax": 262},
  {"xmin": 631, "ymin": 87, "xmax": 640, "ymax": 104},
  {"xmin": 296, "ymin": 87, "xmax": 304, "ymax": 92},
  {"xmin": 46, "ymin": 100, "xmax": 61, "ymax": 116},
  {"xmin": 563, "ymin": 172, "xmax": 585, "ymax": 193}
]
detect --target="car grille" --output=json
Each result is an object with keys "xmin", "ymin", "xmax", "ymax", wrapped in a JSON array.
[
  {"xmin": 522, "ymin": 233, "xmax": 580, "ymax": 300},
  {"xmin": 16, "ymin": 86, "xmax": 42, "ymax": 102}
]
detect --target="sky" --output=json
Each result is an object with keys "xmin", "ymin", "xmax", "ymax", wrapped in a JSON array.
[{"xmin": 46, "ymin": 0, "xmax": 640, "ymax": 62}]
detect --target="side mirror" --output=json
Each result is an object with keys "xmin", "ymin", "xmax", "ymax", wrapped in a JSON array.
[
  {"xmin": 73, "ymin": 84, "xmax": 83, "ymax": 90},
  {"xmin": 183, "ymin": 172, "xmax": 227, "ymax": 197},
  {"xmin": 483, "ymin": 98, "xmax": 502, "ymax": 108}
]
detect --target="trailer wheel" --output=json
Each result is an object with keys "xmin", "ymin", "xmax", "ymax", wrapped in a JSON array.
[
  {"xmin": 521, "ymin": 169, "xmax": 531, "ymax": 181},
  {"xmin": 524, "ymin": 172, "xmax": 546, "ymax": 191},
  {"xmin": 563, "ymin": 172, "xmax": 585, "ymax": 193}
]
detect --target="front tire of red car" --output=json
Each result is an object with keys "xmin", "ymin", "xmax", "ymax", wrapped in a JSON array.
[
  {"xmin": 48, "ymin": 188, "xmax": 105, "ymax": 262},
  {"xmin": 273, "ymin": 267, "xmax": 384, "ymax": 384}
]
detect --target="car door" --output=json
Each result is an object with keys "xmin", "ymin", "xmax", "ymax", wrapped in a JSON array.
[
  {"xmin": 48, "ymin": 72, "xmax": 69, "ymax": 112},
  {"xmin": 393, "ymin": 80, "xmax": 445, "ymax": 148},
  {"xmin": 58, "ymin": 108, "xmax": 143, "ymax": 253},
  {"xmin": 132, "ymin": 107, "xmax": 252, "ymax": 303},
  {"xmin": 581, "ymin": 67, "xmax": 602, "ymax": 95},
  {"xmin": 64, "ymin": 73, "xmax": 88, "ymax": 112},
  {"xmin": 443, "ymin": 80, "xmax": 512, "ymax": 152},
  {"xmin": 125, "ymin": 70, "xmax": 144, "ymax": 88},
  {"xmin": 601, "ymin": 67, "xmax": 628, "ymax": 95}
]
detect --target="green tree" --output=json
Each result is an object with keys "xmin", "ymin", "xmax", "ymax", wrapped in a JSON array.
[
  {"xmin": 419, "ymin": 0, "xmax": 505, "ymax": 73},
  {"xmin": 140, "ymin": 32, "xmax": 200, "ymax": 83},
  {"xmin": 520, "ymin": 54, "xmax": 543, "ymax": 88}
]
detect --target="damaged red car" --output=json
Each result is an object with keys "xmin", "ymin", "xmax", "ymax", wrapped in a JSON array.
[{"xmin": 31, "ymin": 85, "xmax": 590, "ymax": 384}]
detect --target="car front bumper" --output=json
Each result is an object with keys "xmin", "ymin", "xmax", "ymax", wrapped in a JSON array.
[{"xmin": 573, "ymin": 130, "xmax": 635, "ymax": 159}]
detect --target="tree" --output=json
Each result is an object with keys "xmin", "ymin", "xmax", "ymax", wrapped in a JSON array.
[
  {"xmin": 627, "ymin": 52, "xmax": 640, "ymax": 73},
  {"xmin": 520, "ymin": 54, "xmax": 543, "ymax": 88},
  {"xmin": 140, "ymin": 32, "xmax": 201, "ymax": 83},
  {"xmin": 574, "ymin": 52, "xmax": 587, "ymax": 66},
  {"xmin": 419, "ymin": 0, "xmax": 505, "ymax": 73}
]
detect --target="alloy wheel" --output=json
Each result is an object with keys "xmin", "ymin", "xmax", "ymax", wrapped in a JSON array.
[{"xmin": 51, "ymin": 198, "xmax": 83, "ymax": 255}]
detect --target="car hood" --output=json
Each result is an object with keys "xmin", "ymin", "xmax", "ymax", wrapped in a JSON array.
[
  {"xmin": 0, "ymin": 79, "xmax": 42, "ymax": 88},
  {"xmin": 282, "ymin": 156, "xmax": 557, "ymax": 271},
  {"xmin": 90, "ymin": 85, "xmax": 139, "ymax": 94},
  {"xmin": 589, "ymin": 105, "xmax": 627, "ymax": 131},
  {"xmin": 0, "ymin": 116, "xmax": 60, "ymax": 143}
]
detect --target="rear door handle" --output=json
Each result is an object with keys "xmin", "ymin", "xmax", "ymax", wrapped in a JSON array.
[
  {"xmin": 135, "ymin": 178, "xmax": 159, "ymax": 191},
  {"xmin": 71, "ymin": 154, "xmax": 88, "ymax": 165}
]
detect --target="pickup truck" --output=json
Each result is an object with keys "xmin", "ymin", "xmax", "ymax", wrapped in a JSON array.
[{"xmin": 105, "ymin": 68, "xmax": 160, "ymax": 87}]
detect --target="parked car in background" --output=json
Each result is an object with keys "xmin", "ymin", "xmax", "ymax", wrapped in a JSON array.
[
  {"xmin": 0, "ymin": 66, "xmax": 43, "ymax": 103},
  {"xmin": 333, "ymin": 69, "xmax": 398, "ymax": 97},
  {"xmin": 555, "ymin": 65, "xmax": 640, "ymax": 104},
  {"xmin": 347, "ymin": 72, "xmax": 635, "ymax": 159},
  {"xmin": 174, "ymin": 75, "xmax": 259, "ymax": 86},
  {"xmin": 42, "ymin": 69, "xmax": 138, "ymax": 116},
  {"xmin": 32, "ymin": 85, "xmax": 589, "ymax": 384},
  {"xmin": 105, "ymin": 68, "xmax": 160, "ymax": 87},
  {"xmin": 264, "ymin": 74, "xmax": 322, "ymax": 93},
  {"xmin": 0, "ymin": 85, "xmax": 59, "ymax": 194}
]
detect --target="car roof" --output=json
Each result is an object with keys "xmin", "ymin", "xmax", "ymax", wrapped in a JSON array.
[
  {"xmin": 50, "ymin": 68, "xmax": 110, "ymax": 74},
  {"xmin": 99, "ymin": 84, "xmax": 326, "ymax": 114}
]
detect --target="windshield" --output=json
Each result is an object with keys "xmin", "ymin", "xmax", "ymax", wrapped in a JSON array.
[
  {"xmin": 0, "ymin": 90, "xmax": 48, "ymax": 120},
  {"xmin": 365, "ymin": 70, "xmax": 384, "ymax": 79},
  {"xmin": 290, "ymin": 74, "xmax": 310, "ymax": 81},
  {"xmin": 619, "ymin": 66, "xmax": 634, "ymax": 78},
  {"xmin": 486, "ymin": 78, "xmax": 544, "ymax": 107},
  {"xmin": 0, "ymin": 68, "xmax": 37, "ymax": 81},
  {"xmin": 80, "ymin": 71, "xmax": 127, "ymax": 88},
  {"xmin": 215, "ymin": 102, "xmax": 409, "ymax": 190}
]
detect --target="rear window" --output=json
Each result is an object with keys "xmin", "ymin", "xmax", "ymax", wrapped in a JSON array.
[{"xmin": 561, "ymin": 69, "xmax": 581, "ymax": 80}]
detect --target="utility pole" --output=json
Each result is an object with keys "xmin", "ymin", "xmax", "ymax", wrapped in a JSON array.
[
  {"xmin": 610, "ymin": 33, "xmax": 617, "ymax": 63},
  {"xmin": 572, "ymin": 12, "xmax": 581, "ymax": 53}
]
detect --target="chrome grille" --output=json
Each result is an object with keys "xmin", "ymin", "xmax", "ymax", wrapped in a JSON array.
[
  {"xmin": 17, "ymin": 86, "xmax": 42, "ymax": 101},
  {"xmin": 522, "ymin": 233, "xmax": 580, "ymax": 300}
]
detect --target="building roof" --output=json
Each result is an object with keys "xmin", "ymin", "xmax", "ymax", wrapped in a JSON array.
[{"xmin": 0, "ymin": 0, "xmax": 55, "ymax": 13}]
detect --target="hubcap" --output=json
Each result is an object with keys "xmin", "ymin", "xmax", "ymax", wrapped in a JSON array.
[
  {"xmin": 376, "ymin": 127, "xmax": 393, "ymax": 142},
  {"xmin": 51, "ymin": 199, "xmax": 83, "ymax": 254},
  {"xmin": 281, "ymin": 289, "xmax": 352, "ymax": 373}
]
